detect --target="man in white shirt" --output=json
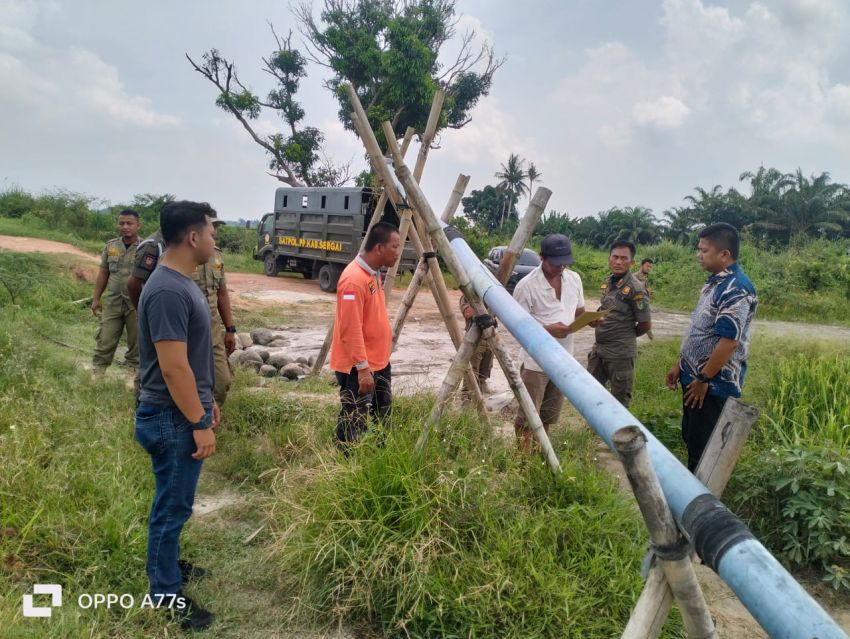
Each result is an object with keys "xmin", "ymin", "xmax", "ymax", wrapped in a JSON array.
[{"xmin": 512, "ymin": 234, "xmax": 585, "ymax": 448}]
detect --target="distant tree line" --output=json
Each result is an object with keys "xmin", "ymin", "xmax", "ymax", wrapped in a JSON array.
[{"xmin": 462, "ymin": 161, "xmax": 850, "ymax": 248}]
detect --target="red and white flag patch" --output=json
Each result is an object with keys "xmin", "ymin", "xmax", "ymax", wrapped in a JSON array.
[{"xmin": 342, "ymin": 291, "xmax": 356, "ymax": 301}]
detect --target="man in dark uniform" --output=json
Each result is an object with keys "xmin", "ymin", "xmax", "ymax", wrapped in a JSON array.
[
  {"xmin": 587, "ymin": 240, "xmax": 652, "ymax": 407},
  {"xmin": 128, "ymin": 221, "xmax": 236, "ymax": 405},
  {"xmin": 92, "ymin": 209, "xmax": 141, "ymax": 379}
]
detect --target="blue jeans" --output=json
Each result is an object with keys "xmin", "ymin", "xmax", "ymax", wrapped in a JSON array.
[{"xmin": 134, "ymin": 403, "xmax": 207, "ymax": 596}]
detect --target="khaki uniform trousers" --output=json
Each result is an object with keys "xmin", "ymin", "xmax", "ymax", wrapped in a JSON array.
[
  {"xmin": 586, "ymin": 346, "xmax": 635, "ymax": 408},
  {"xmin": 212, "ymin": 326, "xmax": 232, "ymax": 406},
  {"xmin": 93, "ymin": 295, "xmax": 138, "ymax": 370}
]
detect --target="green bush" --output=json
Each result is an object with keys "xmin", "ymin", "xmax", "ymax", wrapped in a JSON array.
[{"xmin": 729, "ymin": 445, "xmax": 850, "ymax": 591}]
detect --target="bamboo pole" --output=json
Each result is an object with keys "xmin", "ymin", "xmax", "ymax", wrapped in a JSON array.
[
  {"xmin": 391, "ymin": 173, "xmax": 468, "ymax": 345},
  {"xmin": 310, "ymin": 124, "xmax": 416, "ymax": 376},
  {"xmin": 383, "ymin": 101, "xmax": 442, "ymax": 299},
  {"xmin": 343, "ymin": 84, "xmax": 486, "ymax": 412},
  {"xmin": 614, "ymin": 426, "xmax": 718, "ymax": 639},
  {"xmin": 623, "ymin": 398, "xmax": 759, "ymax": 638}
]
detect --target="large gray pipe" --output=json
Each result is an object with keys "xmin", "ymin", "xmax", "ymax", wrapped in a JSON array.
[{"xmin": 442, "ymin": 225, "xmax": 846, "ymax": 639}]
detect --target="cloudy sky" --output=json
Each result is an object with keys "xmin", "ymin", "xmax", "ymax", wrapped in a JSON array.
[{"xmin": 2, "ymin": 0, "xmax": 850, "ymax": 222}]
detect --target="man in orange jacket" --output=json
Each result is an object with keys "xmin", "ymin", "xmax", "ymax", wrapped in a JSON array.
[{"xmin": 330, "ymin": 221, "xmax": 401, "ymax": 450}]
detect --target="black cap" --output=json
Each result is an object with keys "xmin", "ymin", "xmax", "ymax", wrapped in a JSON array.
[{"xmin": 540, "ymin": 234, "xmax": 575, "ymax": 266}]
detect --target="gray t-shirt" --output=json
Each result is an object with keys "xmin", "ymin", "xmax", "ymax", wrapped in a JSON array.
[{"xmin": 138, "ymin": 264, "xmax": 214, "ymax": 409}]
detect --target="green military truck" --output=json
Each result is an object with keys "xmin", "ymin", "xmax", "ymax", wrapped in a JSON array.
[{"xmin": 255, "ymin": 186, "xmax": 417, "ymax": 292}]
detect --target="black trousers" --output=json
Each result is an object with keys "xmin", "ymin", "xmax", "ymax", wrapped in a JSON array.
[
  {"xmin": 681, "ymin": 393, "xmax": 728, "ymax": 472},
  {"xmin": 334, "ymin": 363, "xmax": 392, "ymax": 445}
]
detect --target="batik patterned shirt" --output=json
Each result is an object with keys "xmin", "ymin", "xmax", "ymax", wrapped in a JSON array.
[{"xmin": 679, "ymin": 262, "xmax": 757, "ymax": 398}]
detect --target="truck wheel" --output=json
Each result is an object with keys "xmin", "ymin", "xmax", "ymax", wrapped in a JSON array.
[
  {"xmin": 318, "ymin": 264, "xmax": 342, "ymax": 293},
  {"xmin": 263, "ymin": 253, "xmax": 280, "ymax": 277}
]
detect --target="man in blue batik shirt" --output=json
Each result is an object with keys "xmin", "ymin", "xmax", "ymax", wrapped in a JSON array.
[{"xmin": 666, "ymin": 223, "xmax": 757, "ymax": 472}]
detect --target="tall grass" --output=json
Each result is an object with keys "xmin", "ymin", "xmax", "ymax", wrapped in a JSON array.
[
  {"xmin": 762, "ymin": 354, "xmax": 850, "ymax": 448},
  {"xmin": 267, "ymin": 399, "xmax": 655, "ymax": 638}
]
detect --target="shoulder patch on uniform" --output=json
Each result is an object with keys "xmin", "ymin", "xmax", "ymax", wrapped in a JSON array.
[
  {"xmin": 622, "ymin": 286, "xmax": 631, "ymax": 295},
  {"xmin": 107, "ymin": 247, "xmax": 120, "ymax": 257},
  {"xmin": 636, "ymin": 298, "xmax": 649, "ymax": 310},
  {"xmin": 600, "ymin": 282, "xmax": 607, "ymax": 289},
  {"xmin": 633, "ymin": 292, "xmax": 644, "ymax": 301},
  {"xmin": 341, "ymin": 290, "xmax": 356, "ymax": 301},
  {"xmin": 142, "ymin": 253, "xmax": 157, "ymax": 270}
]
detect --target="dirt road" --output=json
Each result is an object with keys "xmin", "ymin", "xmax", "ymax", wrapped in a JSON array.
[{"xmin": 0, "ymin": 235, "xmax": 99, "ymax": 263}]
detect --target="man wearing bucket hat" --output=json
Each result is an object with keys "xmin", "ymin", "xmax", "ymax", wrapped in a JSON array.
[{"xmin": 511, "ymin": 234, "xmax": 585, "ymax": 448}]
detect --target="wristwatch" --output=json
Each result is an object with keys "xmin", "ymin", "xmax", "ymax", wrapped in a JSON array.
[
  {"xmin": 189, "ymin": 413, "xmax": 212, "ymax": 430},
  {"xmin": 696, "ymin": 372, "xmax": 712, "ymax": 383},
  {"xmin": 225, "ymin": 325, "xmax": 237, "ymax": 333}
]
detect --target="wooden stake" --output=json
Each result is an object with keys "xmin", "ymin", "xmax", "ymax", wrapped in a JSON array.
[
  {"xmin": 310, "ymin": 125, "xmax": 415, "ymax": 376},
  {"xmin": 391, "ymin": 173, "xmax": 469, "ymax": 344},
  {"xmin": 622, "ymin": 398, "xmax": 759, "ymax": 638},
  {"xmin": 614, "ymin": 427, "xmax": 718, "ymax": 639},
  {"xmin": 383, "ymin": 99, "xmax": 442, "ymax": 299}
]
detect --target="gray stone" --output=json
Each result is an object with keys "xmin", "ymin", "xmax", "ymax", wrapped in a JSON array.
[
  {"xmin": 245, "ymin": 346, "xmax": 269, "ymax": 362},
  {"xmin": 250, "ymin": 328, "xmax": 276, "ymax": 346},
  {"xmin": 280, "ymin": 362, "xmax": 305, "ymax": 380},
  {"xmin": 236, "ymin": 332, "xmax": 253, "ymax": 349},
  {"xmin": 295, "ymin": 356, "xmax": 309, "ymax": 365},
  {"xmin": 268, "ymin": 338, "xmax": 288, "ymax": 348},
  {"xmin": 259, "ymin": 364, "xmax": 277, "ymax": 378},
  {"xmin": 230, "ymin": 349, "xmax": 262, "ymax": 372},
  {"xmin": 267, "ymin": 351, "xmax": 293, "ymax": 368},
  {"xmin": 307, "ymin": 354, "xmax": 317, "ymax": 367}
]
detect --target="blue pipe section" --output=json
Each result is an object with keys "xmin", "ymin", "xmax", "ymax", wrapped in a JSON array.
[{"xmin": 446, "ymin": 231, "xmax": 847, "ymax": 639}]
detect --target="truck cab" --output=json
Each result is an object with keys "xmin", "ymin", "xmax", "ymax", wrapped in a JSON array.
[{"xmin": 255, "ymin": 186, "xmax": 417, "ymax": 292}]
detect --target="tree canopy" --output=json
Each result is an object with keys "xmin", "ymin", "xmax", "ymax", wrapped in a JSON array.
[{"xmin": 294, "ymin": 0, "xmax": 503, "ymax": 145}]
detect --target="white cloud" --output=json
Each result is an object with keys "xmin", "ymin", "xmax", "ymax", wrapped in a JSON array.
[
  {"xmin": 633, "ymin": 96, "xmax": 691, "ymax": 130},
  {"xmin": 0, "ymin": 4, "xmax": 180, "ymax": 130}
]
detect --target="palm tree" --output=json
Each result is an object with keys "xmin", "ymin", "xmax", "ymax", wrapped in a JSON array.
[
  {"xmin": 779, "ymin": 170, "xmax": 849, "ymax": 239},
  {"xmin": 616, "ymin": 206, "xmax": 659, "ymax": 245},
  {"xmin": 662, "ymin": 207, "xmax": 698, "ymax": 245},
  {"xmin": 495, "ymin": 153, "xmax": 528, "ymax": 227},
  {"xmin": 526, "ymin": 163, "xmax": 542, "ymax": 198}
]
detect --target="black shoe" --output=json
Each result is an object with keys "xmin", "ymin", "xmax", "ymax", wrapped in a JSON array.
[
  {"xmin": 178, "ymin": 559, "xmax": 208, "ymax": 582},
  {"xmin": 174, "ymin": 593, "xmax": 214, "ymax": 631}
]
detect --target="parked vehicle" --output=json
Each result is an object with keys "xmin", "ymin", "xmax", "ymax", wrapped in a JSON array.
[
  {"xmin": 483, "ymin": 246, "xmax": 540, "ymax": 293},
  {"xmin": 255, "ymin": 187, "xmax": 416, "ymax": 292}
]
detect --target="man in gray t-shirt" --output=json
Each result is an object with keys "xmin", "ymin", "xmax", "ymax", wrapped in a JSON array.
[
  {"xmin": 138, "ymin": 267, "xmax": 214, "ymax": 408},
  {"xmin": 133, "ymin": 200, "xmax": 219, "ymax": 631}
]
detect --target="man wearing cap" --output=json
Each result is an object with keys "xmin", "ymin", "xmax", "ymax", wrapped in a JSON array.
[
  {"xmin": 511, "ymin": 234, "xmax": 585, "ymax": 448},
  {"xmin": 587, "ymin": 240, "xmax": 652, "ymax": 408},
  {"xmin": 128, "ymin": 219, "xmax": 236, "ymax": 405}
]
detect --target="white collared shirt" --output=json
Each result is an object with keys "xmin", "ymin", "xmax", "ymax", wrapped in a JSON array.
[{"xmin": 512, "ymin": 265, "xmax": 585, "ymax": 372}]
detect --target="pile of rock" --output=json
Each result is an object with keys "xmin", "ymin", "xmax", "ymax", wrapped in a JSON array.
[{"xmin": 228, "ymin": 328, "xmax": 316, "ymax": 380}]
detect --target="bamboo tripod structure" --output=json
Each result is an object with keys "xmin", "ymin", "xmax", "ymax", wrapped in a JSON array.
[
  {"xmin": 380, "ymin": 139, "xmax": 563, "ymax": 470},
  {"xmin": 614, "ymin": 426, "xmax": 718, "ymax": 638},
  {"xmin": 622, "ymin": 398, "xmax": 759, "ymax": 638},
  {"xmin": 319, "ymin": 84, "xmax": 486, "ymax": 412}
]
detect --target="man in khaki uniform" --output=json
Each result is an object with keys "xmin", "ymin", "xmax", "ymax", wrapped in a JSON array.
[
  {"xmin": 128, "ymin": 220, "xmax": 236, "ymax": 405},
  {"xmin": 191, "ymin": 243, "xmax": 236, "ymax": 405},
  {"xmin": 587, "ymin": 240, "xmax": 652, "ymax": 408},
  {"xmin": 92, "ymin": 209, "xmax": 141, "ymax": 376}
]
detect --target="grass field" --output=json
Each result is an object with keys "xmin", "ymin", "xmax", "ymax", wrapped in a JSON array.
[{"xmin": 1, "ymin": 250, "xmax": 848, "ymax": 637}]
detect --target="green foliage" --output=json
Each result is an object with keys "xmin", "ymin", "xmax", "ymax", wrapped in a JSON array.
[
  {"xmin": 299, "ymin": 0, "xmax": 503, "ymax": 143},
  {"xmin": 730, "ymin": 446, "xmax": 850, "ymax": 590},
  {"xmin": 269, "ymin": 403, "xmax": 650, "ymax": 638},
  {"xmin": 461, "ymin": 184, "xmax": 518, "ymax": 233}
]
